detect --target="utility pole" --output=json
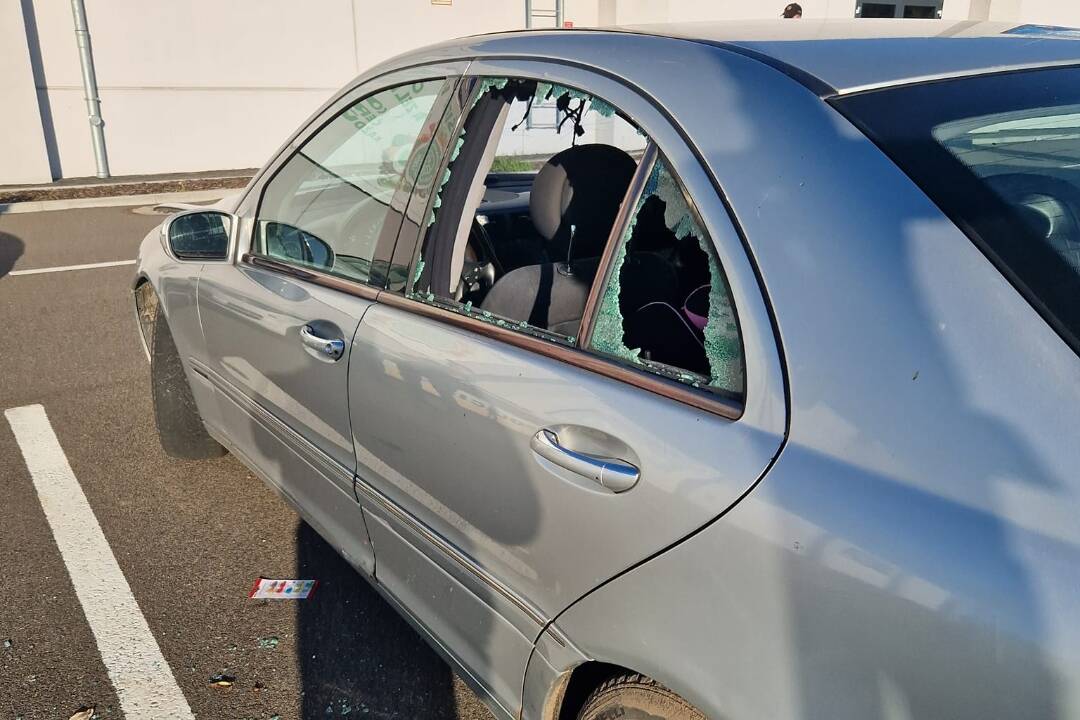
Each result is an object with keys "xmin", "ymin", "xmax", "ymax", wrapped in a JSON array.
[{"xmin": 70, "ymin": 0, "xmax": 109, "ymax": 178}]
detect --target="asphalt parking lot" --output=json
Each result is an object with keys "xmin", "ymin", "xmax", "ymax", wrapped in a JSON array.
[{"xmin": 0, "ymin": 205, "xmax": 494, "ymax": 720}]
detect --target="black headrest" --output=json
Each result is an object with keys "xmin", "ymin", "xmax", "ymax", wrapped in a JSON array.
[{"xmin": 530, "ymin": 144, "xmax": 636, "ymax": 261}]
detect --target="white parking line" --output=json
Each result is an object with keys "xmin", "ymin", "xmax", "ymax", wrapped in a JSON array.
[
  {"xmin": 9, "ymin": 259, "xmax": 136, "ymax": 276},
  {"xmin": 5, "ymin": 404, "xmax": 195, "ymax": 720}
]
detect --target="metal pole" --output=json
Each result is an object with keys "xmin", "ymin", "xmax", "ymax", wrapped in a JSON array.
[
  {"xmin": 555, "ymin": 0, "xmax": 564, "ymax": 28},
  {"xmin": 70, "ymin": 0, "xmax": 109, "ymax": 178},
  {"xmin": 525, "ymin": 0, "xmax": 533, "ymax": 28}
]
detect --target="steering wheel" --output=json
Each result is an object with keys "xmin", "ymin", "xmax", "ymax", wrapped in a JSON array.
[{"xmin": 454, "ymin": 218, "xmax": 498, "ymax": 302}]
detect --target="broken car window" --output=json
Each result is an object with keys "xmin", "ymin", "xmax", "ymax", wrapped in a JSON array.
[
  {"xmin": 410, "ymin": 76, "xmax": 645, "ymax": 343},
  {"xmin": 588, "ymin": 158, "xmax": 745, "ymax": 398}
]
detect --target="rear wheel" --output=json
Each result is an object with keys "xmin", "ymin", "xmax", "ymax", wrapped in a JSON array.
[
  {"xmin": 576, "ymin": 674, "xmax": 706, "ymax": 720},
  {"xmin": 150, "ymin": 304, "xmax": 225, "ymax": 460}
]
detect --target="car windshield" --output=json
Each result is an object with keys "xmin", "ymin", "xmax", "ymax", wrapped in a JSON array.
[{"xmin": 835, "ymin": 66, "xmax": 1080, "ymax": 355}]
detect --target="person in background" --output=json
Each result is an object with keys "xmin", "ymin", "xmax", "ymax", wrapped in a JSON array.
[{"xmin": 782, "ymin": 3, "xmax": 803, "ymax": 18}]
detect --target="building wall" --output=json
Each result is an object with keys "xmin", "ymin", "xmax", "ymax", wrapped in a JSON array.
[
  {"xmin": 12, "ymin": 0, "xmax": 525, "ymax": 182},
  {"xmin": 1, "ymin": 2, "xmax": 52, "ymax": 184},
  {"xmin": 3, "ymin": 0, "xmax": 1080, "ymax": 184},
  {"xmin": 997, "ymin": 0, "xmax": 1080, "ymax": 25}
]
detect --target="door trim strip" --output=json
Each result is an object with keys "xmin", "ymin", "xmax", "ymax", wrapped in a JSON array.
[
  {"xmin": 241, "ymin": 254, "xmax": 382, "ymax": 301},
  {"xmin": 238, "ymin": 261, "xmax": 743, "ymax": 420},
  {"xmin": 578, "ymin": 142, "xmax": 658, "ymax": 346},
  {"xmin": 191, "ymin": 357, "xmax": 559, "ymax": 638},
  {"xmin": 189, "ymin": 358, "xmax": 354, "ymax": 489},
  {"xmin": 354, "ymin": 477, "xmax": 556, "ymax": 636}
]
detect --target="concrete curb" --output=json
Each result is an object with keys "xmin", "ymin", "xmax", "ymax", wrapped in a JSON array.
[{"xmin": 0, "ymin": 188, "xmax": 238, "ymax": 215}]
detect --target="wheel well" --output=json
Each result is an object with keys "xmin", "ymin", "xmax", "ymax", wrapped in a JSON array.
[
  {"xmin": 133, "ymin": 278, "xmax": 160, "ymax": 357},
  {"xmin": 555, "ymin": 661, "xmax": 630, "ymax": 720}
]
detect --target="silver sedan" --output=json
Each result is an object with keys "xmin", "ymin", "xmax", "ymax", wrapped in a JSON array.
[{"xmin": 133, "ymin": 20, "xmax": 1080, "ymax": 720}]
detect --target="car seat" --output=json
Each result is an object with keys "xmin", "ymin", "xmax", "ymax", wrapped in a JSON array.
[{"xmin": 480, "ymin": 144, "xmax": 637, "ymax": 334}]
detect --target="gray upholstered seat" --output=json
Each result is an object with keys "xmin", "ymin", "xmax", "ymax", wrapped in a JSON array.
[{"xmin": 480, "ymin": 144, "xmax": 636, "ymax": 334}]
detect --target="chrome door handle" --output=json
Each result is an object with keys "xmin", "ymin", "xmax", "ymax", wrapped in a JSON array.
[
  {"xmin": 300, "ymin": 324, "xmax": 345, "ymax": 360},
  {"xmin": 530, "ymin": 429, "xmax": 640, "ymax": 493}
]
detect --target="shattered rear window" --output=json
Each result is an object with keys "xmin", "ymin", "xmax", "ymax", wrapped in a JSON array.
[{"xmin": 587, "ymin": 158, "xmax": 745, "ymax": 398}]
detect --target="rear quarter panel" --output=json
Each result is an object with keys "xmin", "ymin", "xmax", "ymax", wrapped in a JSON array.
[{"xmin": 543, "ymin": 43, "xmax": 1080, "ymax": 720}]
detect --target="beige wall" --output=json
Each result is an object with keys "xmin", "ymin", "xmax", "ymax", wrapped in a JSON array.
[
  {"xmin": 13, "ymin": 0, "xmax": 525, "ymax": 182},
  {"xmin": 1, "ymin": 2, "xmax": 52, "ymax": 184},
  {"xmin": 997, "ymin": 0, "xmax": 1080, "ymax": 25},
  {"xmin": 5, "ymin": 0, "xmax": 1080, "ymax": 184}
]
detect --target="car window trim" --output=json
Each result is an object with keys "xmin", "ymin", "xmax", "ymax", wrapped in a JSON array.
[
  {"xmin": 243, "ymin": 75, "xmax": 460, "ymax": 287},
  {"xmin": 241, "ymin": 252, "xmax": 381, "ymax": 301},
  {"xmin": 375, "ymin": 292, "xmax": 742, "ymax": 419},
  {"xmin": 399, "ymin": 76, "xmax": 481, "ymax": 295},
  {"xmin": 391, "ymin": 74, "xmax": 743, "ymax": 419},
  {"xmin": 577, "ymin": 142, "xmax": 659, "ymax": 347},
  {"xmin": 237, "ymin": 64, "xmax": 753, "ymax": 420},
  {"xmin": 238, "ymin": 249, "xmax": 740, "ymax": 419}
]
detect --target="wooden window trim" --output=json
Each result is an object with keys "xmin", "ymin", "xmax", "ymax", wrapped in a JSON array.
[{"xmin": 241, "ymin": 252, "xmax": 741, "ymax": 420}]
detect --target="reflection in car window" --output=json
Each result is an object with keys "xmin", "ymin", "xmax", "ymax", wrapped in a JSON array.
[
  {"xmin": 255, "ymin": 80, "xmax": 449, "ymax": 284},
  {"xmin": 836, "ymin": 67, "xmax": 1080, "ymax": 355},
  {"xmin": 588, "ymin": 157, "xmax": 744, "ymax": 398}
]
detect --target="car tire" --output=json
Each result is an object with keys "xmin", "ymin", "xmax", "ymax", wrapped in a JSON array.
[
  {"xmin": 576, "ymin": 673, "xmax": 706, "ymax": 720},
  {"xmin": 150, "ymin": 309, "xmax": 225, "ymax": 460}
]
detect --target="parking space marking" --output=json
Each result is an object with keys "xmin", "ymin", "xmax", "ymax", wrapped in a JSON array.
[
  {"xmin": 9, "ymin": 259, "xmax": 135, "ymax": 276},
  {"xmin": 5, "ymin": 404, "xmax": 195, "ymax": 720}
]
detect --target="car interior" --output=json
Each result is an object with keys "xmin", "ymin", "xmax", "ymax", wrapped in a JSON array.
[
  {"xmin": 413, "ymin": 77, "xmax": 727, "ymax": 381},
  {"xmin": 938, "ymin": 106, "xmax": 1080, "ymax": 275}
]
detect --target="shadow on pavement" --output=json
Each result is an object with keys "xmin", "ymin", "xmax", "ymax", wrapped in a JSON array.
[
  {"xmin": 0, "ymin": 232, "xmax": 25, "ymax": 278},
  {"xmin": 296, "ymin": 521, "xmax": 473, "ymax": 720}
]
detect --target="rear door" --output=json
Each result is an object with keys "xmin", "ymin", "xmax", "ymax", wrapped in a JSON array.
[
  {"xmin": 197, "ymin": 72, "xmax": 458, "ymax": 573},
  {"xmin": 346, "ymin": 63, "xmax": 786, "ymax": 715}
]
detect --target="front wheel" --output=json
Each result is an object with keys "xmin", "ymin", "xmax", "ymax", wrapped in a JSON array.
[
  {"xmin": 577, "ymin": 674, "xmax": 706, "ymax": 720},
  {"xmin": 149, "ymin": 304, "xmax": 225, "ymax": 460}
]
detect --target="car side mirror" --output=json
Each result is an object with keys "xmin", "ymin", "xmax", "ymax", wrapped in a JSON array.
[{"xmin": 165, "ymin": 210, "xmax": 232, "ymax": 261}]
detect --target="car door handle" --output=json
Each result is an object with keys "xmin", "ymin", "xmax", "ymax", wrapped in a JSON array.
[
  {"xmin": 530, "ymin": 429, "xmax": 640, "ymax": 493},
  {"xmin": 300, "ymin": 324, "xmax": 345, "ymax": 361}
]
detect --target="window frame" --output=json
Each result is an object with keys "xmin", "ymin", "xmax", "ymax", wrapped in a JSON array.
[
  {"xmin": 234, "ymin": 67, "xmax": 466, "ymax": 298},
  {"xmin": 249, "ymin": 76, "xmax": 456, "ymax": 289},
  {"xmin": 384, "ymin": 69, "xmax": 748, "ymax": 419},
  {"xmin": 229, "ymin": 58, "xmax": 782, "ymax": 424}
]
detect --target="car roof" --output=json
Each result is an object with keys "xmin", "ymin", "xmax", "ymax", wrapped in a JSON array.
[
  {"xmin": 447, "ymin": 20, "xmax": 1080, "ymax": 97},
  {"xmin": 636, "ymin": 19, "xmax": 1080, "ymax": 95}
]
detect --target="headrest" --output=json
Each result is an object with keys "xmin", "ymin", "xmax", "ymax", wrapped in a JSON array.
[{"xmin": 530, "ymin": 144, "xmax": 637, "ymax": 260}]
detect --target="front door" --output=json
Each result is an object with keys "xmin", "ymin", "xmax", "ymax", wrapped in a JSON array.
[
  {"xmin": 346, "ymin": 69, "xmax": 786, "ymax": 716},
  {"xmin": 197, "ymin": 76, "xmax": 457, "ymax": 573}
]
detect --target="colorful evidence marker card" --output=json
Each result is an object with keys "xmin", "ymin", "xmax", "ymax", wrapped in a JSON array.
[{"xmin": 249, "ymin": 578, "xmax": 318, "ymax": 599}]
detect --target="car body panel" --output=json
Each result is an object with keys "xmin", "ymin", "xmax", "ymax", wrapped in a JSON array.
[
  {"xmin": 344, "ymin": 53, "xmax": 786, "ymax": 714},
  {"xmin": 545, "ymin": 40, "xmax": 1080, "ymax": 720},
  {"xmin": 132, "ymin": 25, "xmax": 1080, "ymax": 720},
  {"xmin": 195, "ymin": 261, "xmax": 377, "ymax": 572}
]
